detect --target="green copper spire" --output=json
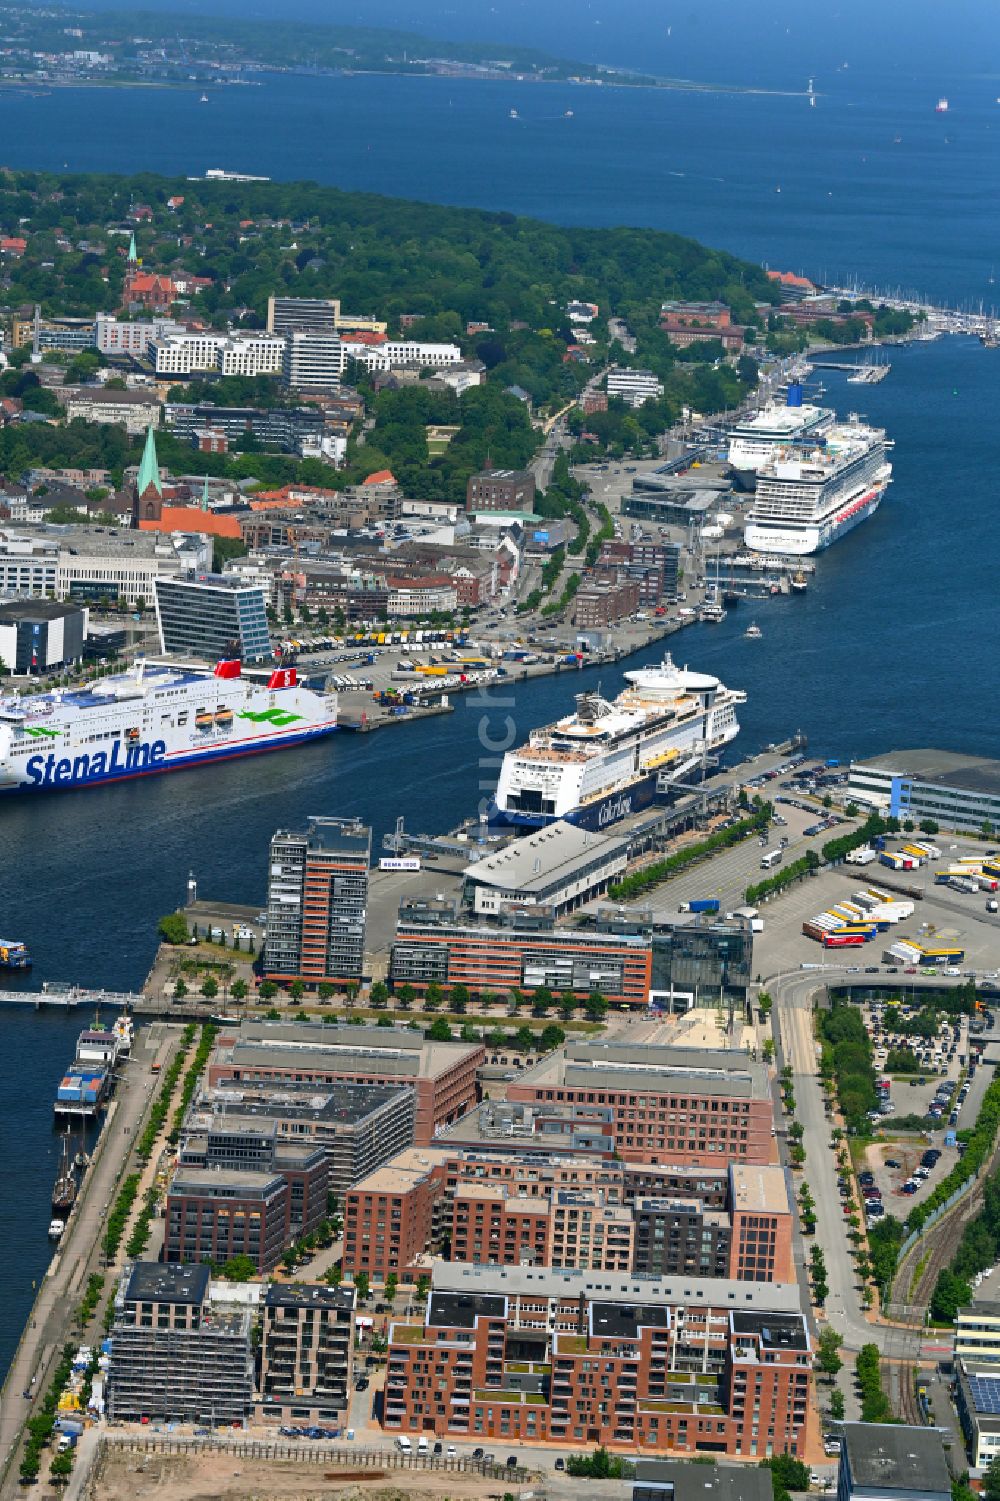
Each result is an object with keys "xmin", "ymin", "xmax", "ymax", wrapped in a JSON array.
[
  {"xmin": 137, "ymin": 424, "xmax": 162, "ymax": 498},
  {"xmin": 128, "ymin": 231, "xmax": 138, "ymax": 263},
  {"xmin": 201, "ymin": 476, "xmax": 209, "ymax": 512}
]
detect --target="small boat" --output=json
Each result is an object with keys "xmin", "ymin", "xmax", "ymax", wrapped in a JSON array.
[
  {"xmin": 791, "ymin": 571, "xmax": 808, "ymax": 593},
  {"xmin": 509, "ymin": 108, "xmax": 519, "ymax": 120},
  {"xmin": 74, "ymin": 1150, "xmax": 89, "ymax": 1169},
  {"xmin": 199, "ymin": 93, "xmax": 209, "ymax": 103},
  {"xmin": 744, "ymin": 622, "xmax": 763, "ymax": 639},
  {"xmin": 52, "ymin": 1137, "xmax": 77, "ymax": 1214},
  {"xmin": 214, "ymin": 707, "xmax": 234, "ymax": 727},
  {"xmin": 0, "ymin": 938, "xmax": 31, "ymax": 970},
  {"xmin": 48, "ymin": 1219, "xmax": 64, "ymax": 1240},
  {"xmin": 564, "ymin": 109, "xmax": 574, "ymax": 118},
  {"xmin": 195, "ymin": 710, "xmax": 214, "ymax": 731},
  {"xmin": 936, "ymin": 97, "xmax": 949, "ymax": 113}
]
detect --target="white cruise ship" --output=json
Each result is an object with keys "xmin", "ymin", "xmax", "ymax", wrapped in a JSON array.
[
  {"xmin": 728, "ymin": 398, "xmax": 835, "ymax": 491},
  {"xmin": 744, "ymin": 415, "xmax": 892, "ymax": 557},
  {"xmin": 490, "ymin": 655, "xmax": 746, "ymax": 830},
  {"xmin": 0, "ymin": 659, "xmax": 337, "ymax": 794}
]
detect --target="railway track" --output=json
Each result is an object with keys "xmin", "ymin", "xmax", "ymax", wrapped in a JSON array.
[
  {"xmin": 883, "ymin": 1355, "xmax": 923, "ymax": 1426},
  {"xmin": 891, "ymin": 1134, "xmax": 1000, "ymax": 1315}
]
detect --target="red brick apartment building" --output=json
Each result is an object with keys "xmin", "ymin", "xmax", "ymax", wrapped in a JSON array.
[
  {"xmin": 206, "ymin": 1022, "xmax": 483, "ymax": 1146},
  {"xmin": 343, "ymin": 1137, "xmax": 790, "ymax": 1284},
  {"xmin": 384, "ymin": 1263, "xmax": 814, "ymax": 1457}
]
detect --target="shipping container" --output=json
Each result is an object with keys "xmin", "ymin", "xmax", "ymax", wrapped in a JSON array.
[{"xmin": 823, "ymin": 932, "xmax": 866, "ymax": 948}]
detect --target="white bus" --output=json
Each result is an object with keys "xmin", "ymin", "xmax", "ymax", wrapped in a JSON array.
[{"xmin": 760, "ymin": 848, "xmax": 784, "ymax": 870}]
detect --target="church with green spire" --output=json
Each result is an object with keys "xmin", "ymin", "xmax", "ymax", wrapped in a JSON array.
[{"xmin": 131, "ymin": 424, "xmax": 163, "ymax": 527}]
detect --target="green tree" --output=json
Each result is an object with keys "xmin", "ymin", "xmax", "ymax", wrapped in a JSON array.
[
  {"xmin": 289, "ymin": 978, "xmax": 305, "ymax": 1004},
  {"xmin": 231, "ymin": 978, "xmax": 248, "ymax": 1003},
  {"xmin": 222, "ymin": 1254, "xmax": 258, "ymax": 1282},
  {"xmin": 531, "ymin": 985, "xmax": 553, "ymax": 1016},
  {"xmin": 158, "ymin": 911, "xmax": 189, "ymax": 944},
  {"xmin": 449, "ymin": 983, "xmax": 470, "ymax": 1014},
  {"xmin": 370, "ymin": 980, "xmax": 390, "ymax": 1009},
  {"xmin": 354, "ymin": 1270, "xmax": 370, "ymax": 1302},
  {"xmin": 200, "ymin": 976, "xmax": 218, "ymax": 1000},
  {"xmin": 259, "ymin": 979, "xmax": 278, "ymax": 1001},
  {"xmin": 919, "ymin": 819, "xmax": 940, "ymax": 835},
  {"xmin": 317, "ymin": 981, "xmax": 334, "ymax": 1004},
  {"xmin": 385, "ymin": 1272, "xmax": 399, "ymax": 1302},
  {"xmin": 173, "ymin": 977, "xmax": 188, "ymax": 1000},
  {"xmin": 325, "ymin": 1263, "xmax": 343, "ymax": 1287},
  {"xmin": 829, "ymin": 1389, "xmax": 845, "ymax": 1421},
  {"xmin": 426, "ymin": 1017, "xmax": 453, "ymax": 1042},
  {"xmin": 762, "ymin": 1038, "xmax": 775, "ymax": 1063},
  {"xmin": 397, "ymin": 983, "xmax": 415, "ymax": 1010},
  {"xmin": 540, "ymin": 1023, "xmax": 566, "ymax": 1053},
  {"xmin": 424, "ymin": 981, "xmax": 443, "ymax": 1011},
  {"xmin": 816, "ymin": 1326, "xmax": 843, "ymax": 1378},
  {"xmin": 415, "ymin": 1274, "xmax": 430, "ymax": 1303}
]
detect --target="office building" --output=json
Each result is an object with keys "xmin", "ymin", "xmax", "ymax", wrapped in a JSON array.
[
  {"xmin": 260, "ymin": 1283, "xmax": 356, "ymax": 1423},
  {"xmin": 848, "ymin": 750, "xmax": 1000, "ymax": 833},
  {"xmin": 175, "ymin": 1120, "xmax": 329, "ymax": 1242},
  {"xmin": 0, "ymin": 525, "xmax": 208, "ymax": 608},
  {"xmin": 384, "ymin": 1262, "xmax": 812, "ymax": 1455},
  {"xmin": 462, "ymin": 821, "xmax": 630, "ymax": 917},
  {"xmin": 149, "ymin": 331, "xmax": 285, "ymax": 378},
  {"xmin": 94, "ymin": 312, "xmax": 185, "ymax": 357},
  {"xmin": 956, "ymin": 1360, "xmax": 1000, "ymax": 1468},
  {"xmin": 955, "ymin": 1302, "xmax": 1000, "ymax": 1365},
  {"xmin": 634, "ymin": 1459, "xmax": 772, "ymax": 1501},
  {"xmin": 267, "ymin": 295, "xmax": 385, "ymax": 336},
  {"xmin": 389, "ymin": 904, "xmax": 753, "ymax": 1014},
  {"xmin": 153, "ymin": 572, "xmax": 272, "ymax": 663},
  {"xmin": 574, "ymin": 577, "xmax": 641, "ymax": 628},
  {"xmin": 107, "ymin": 1262, "xmax": 254, "ymax": 1425},
  {"xmin": 207, "ymin": 1020, "xmax": 484, "ymax": 1146},
  {"xmin": 264, "ymin": 817, "xmax": 371, "ymax": 987},
  {"xmin": 466, "ymin": 469, "xmax": 536, "ymax": 514},
  {"xmin": 837, "ymin": 1424, "xmax": 951, "ymax": 1501},
  {"xmin": 283, "ymin": 329, "xmax": 349, "ymax": 391},
  {"xmin": 189, "ymin": 1080, "xmax": 415, "ymax": 1198},
  {"xmin": 508, "ymin": 1040, "xmax": 775, "ymax": 1167},
  {"xmin": 607, "ymin": 368, "xmax": 664, "ymax": 408},
  {"xmin": 165, "ymin": 401, "xmax": 326, "ymax": 454},
  {"xmin": 164, "ymin": 1167, "xmax": 291, "ymax": 1273},
  {"xmin": 0, "ymin": 599, "xmax": 87, "ymax": 673},
  {"xmin": 63, "ymin": 386, "xmax": 162, "ymax": 435}
]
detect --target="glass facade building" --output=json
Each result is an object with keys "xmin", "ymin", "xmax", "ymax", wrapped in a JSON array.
[{"xmin": 154, "ymin": 572, "xmax": 272, "ymax": 663}]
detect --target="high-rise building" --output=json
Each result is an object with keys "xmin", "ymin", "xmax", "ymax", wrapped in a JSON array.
[
  {"xmin": 264, "ymin": 818, "xmax": 371, "ymax": 987},
  {"xmin": 282, "ymin": 329, "xmax": 348, "ymax": 391},
  {"xmin": 153, "ymin": 572, "xmax": 272, "ymax": 663}
]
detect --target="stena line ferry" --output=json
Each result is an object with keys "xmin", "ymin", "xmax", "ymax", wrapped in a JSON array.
[
  {"xmin": 0, "ymin": 658, "xmax": 337, "ymax": 793},
  {"xmin": 490, "ymin": 655, "xmax": 745, "ymax": 830}
]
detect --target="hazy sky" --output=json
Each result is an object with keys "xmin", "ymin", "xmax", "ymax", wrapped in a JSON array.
[{"xmin": 72, "ymin": 0, "xmax": 1000, "ymax": 88}]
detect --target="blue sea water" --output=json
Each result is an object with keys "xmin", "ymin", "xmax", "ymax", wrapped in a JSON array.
[{"xmin": 3, "ymin": 43, "xmax": 1000, "ymax": 1376}]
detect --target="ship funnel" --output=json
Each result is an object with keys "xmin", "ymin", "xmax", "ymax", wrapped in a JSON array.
[{"xmin": 786, "ymin": 381, "xmax": 803, "ymax": 408}]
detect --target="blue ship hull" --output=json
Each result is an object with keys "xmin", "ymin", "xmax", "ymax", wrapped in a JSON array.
[
  {"xmin": 490, "ymin": 770, "xmax": 660, "ymax": 832},
  {"xmin": 1, "ymin": 725, "xmax": 337, "ymax": 793}
]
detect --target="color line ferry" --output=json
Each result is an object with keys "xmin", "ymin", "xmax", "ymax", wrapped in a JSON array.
[
  {"xmin": 490, "ymin": 655, "xmax": 745, "ymax": 830},
  {"xmin": 0, "ymin": 659, "xmax": 337, "ymax": 793}
]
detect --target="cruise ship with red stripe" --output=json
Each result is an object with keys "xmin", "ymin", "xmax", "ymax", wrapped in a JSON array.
[
  {"xmin": 744, "ymin": 414, "xmax": 892, "ymax": 556},
  {"xmin": 0, "ymin": 659, "xmax": 337, "ymax": 792}
]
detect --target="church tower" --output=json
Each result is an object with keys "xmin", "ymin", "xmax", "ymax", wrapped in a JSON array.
[{"xmin": 132, "ymin": 424, "xmax": 163, "ymax": 527}]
